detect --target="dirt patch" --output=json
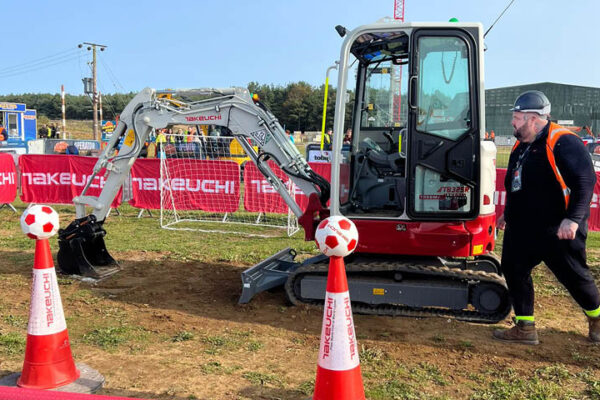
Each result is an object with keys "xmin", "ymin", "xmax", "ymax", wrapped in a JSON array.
[{"xmin": 1, "ymin": 249, "xmax": 599, "ymax": 399}]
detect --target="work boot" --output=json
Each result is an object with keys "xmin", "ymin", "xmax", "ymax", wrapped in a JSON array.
[
  {"xmin": 492, "ymin": 319, "xmax": 539, "ymax": 345},
  {"xmin": 588, "ymin": 316, "xmax": 600, "ymax": 343}
]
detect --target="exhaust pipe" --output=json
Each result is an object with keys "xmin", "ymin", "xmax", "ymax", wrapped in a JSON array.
[{"xmin": 57, "ymin": 215, "xmax": 120, "ymax": 280}]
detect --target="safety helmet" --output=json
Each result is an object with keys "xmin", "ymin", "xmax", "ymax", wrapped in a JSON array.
[{"xmin": 510, "ymin": 90, "xmax": 551, "ymax": 115}]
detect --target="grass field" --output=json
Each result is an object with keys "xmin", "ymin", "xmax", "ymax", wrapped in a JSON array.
[{"xmin": 1, "ymin": 198, "xmax": 600, "ymax": 399}]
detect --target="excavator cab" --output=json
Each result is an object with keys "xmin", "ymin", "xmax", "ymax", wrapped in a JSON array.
[{"xmin": 329, "ymin": 21, "xmax": 495, "ymax": 257}]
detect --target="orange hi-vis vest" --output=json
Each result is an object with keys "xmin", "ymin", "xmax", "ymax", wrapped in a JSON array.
[{"xmin": 511, "ymin": 122, "xmax": 580, "ymax": 209}]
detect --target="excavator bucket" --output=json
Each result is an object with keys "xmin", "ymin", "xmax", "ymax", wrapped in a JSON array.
[{"xmin": 57, "ymin": 215, "xmax": 120, "ymax": 280}]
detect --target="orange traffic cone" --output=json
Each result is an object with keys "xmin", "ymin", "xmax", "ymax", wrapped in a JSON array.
[
  {"xmin": 17, "ymin": 239, "xmax": 80, "ymax": 389},
  {"xmin": 313, "ymin": 256, "xmax": 365, "ymax": 400}
]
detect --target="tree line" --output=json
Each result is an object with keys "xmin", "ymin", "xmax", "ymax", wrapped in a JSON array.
[{"xmin": 0, "ymin": 82, "xmax": 355, "ymax": 132}]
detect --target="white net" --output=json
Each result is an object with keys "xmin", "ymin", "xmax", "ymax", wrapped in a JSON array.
[{"xmin": 159, "ymin": 132, "xmax": 299, "ymax": 236}]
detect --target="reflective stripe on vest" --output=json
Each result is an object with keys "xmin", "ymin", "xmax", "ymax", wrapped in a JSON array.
[{"xmin": 510, "ymin": 122, "xmax": 580, "ymax": 209}]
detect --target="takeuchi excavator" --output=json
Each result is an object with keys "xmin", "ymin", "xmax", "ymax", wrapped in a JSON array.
[{"xmin": 58, "ymin": 19, "xmax": 511, "ymax": 323}]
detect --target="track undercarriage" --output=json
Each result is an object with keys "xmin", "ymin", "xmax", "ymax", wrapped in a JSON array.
[{"xmin": 241, "ymin": 250, "xmax": 511, "ymax": 324}]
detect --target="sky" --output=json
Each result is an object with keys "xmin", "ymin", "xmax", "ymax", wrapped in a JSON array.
[{"xmin": 0, "ymin": 0, "xmax": 598, "ymax": 95}]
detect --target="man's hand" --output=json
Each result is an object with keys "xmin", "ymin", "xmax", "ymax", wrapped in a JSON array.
[
  {"xmin": 497, "ymin": 213, "xmax": 506, "ymax": 230},
  {"xmin": 557, "ymin": 218, "xmax": 578, "ymax": 240}
]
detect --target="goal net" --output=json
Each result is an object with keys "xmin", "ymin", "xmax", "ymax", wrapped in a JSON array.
[{"xmin": 159, "ymin": 132, "xmax": 299, "ymax": 236}]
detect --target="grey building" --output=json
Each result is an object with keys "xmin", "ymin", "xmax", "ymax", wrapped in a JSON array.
[{"xmin": 485, "ymin": 82, "xmax": 600, "ymax": 137}]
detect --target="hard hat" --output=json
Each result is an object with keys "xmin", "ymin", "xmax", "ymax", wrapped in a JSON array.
[{"xmin": 510, "ymin": 90, "xmax": 551, "ymax": 115}]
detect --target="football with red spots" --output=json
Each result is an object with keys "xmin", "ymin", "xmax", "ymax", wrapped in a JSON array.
[
  {"xmin": 20, "ymin": 205, "xmax": 60, "ymax": 240},
  {"xmin": 314, "ymin": 216, "xmax": 359, "ymax": 257}
]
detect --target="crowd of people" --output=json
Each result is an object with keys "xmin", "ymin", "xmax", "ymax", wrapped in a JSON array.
[
  {"xmin": 38, "ymin": 124, "xmax": 60, "ymax": 139},
  {"xmin": 320, "ymin": 128, "xmax": 352, "ymax": 150},
  {"xmin": 138, "ymin": 125, "xmax": 235, "ymax": 159}
]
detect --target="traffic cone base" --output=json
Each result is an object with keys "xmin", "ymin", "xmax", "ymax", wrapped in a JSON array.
[
  {"xmin": 18, "ymin": 239, "xmax": 80, "ymax": 390},
  {"xmin": 18, "ymin": 329, "xmax": 80, "ymax": 389},
  {"xmin": 314, "ymin": 365, "xmax": 365, "ymax": 400}
]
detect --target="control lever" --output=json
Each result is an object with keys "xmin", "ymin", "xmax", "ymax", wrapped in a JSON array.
[{"xmin": 383, "ymin": 130, "xmax": 394, "ymax": 149}]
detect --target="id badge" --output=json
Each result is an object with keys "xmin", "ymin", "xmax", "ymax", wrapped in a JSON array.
[{"xmin": 511, "ymin": 166, "xmax": 522, "ymax": 192}]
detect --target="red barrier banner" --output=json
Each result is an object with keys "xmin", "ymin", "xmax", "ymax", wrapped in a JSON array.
[
  {"xmin": 0, "ymin": 153, "xmax": 17, "ymax": 204},
  {"xmin": 243, "ymin": 161, "xmax": 291, "ymax": 213},
  {"xmin": 19, "ymin": 155, "xmax": 121, "ymax": 207},
  {"xmin": 130, "ymin": 158, "xmax": 240, "ymax": 212},
  {"xmin": 243, "ymin": 162, "xmax": 349, "ymax": 214},
  {"xmin": 20, "ymin": 155, "xmax": 77, "ymax": 204},
  {"xmin": 590, "ymin": 175, "xmax": 600, "ymax": 231},
  {"xmin": 129, "ymin": 159, "xmax": 161, "ymax": 209},
  {"xmin": 70, "ymin": 156, "xmax": 122, "ymax": 208}
]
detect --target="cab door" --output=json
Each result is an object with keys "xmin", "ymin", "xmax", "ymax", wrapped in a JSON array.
[{"xmin": 406, "ymin": 28, "xmax": 481, "ymax": 220}]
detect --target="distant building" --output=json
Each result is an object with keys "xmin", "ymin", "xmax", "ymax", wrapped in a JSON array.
[{"xmin": 485, "ymin": 82, "xmax": 600, "ymax": 137}]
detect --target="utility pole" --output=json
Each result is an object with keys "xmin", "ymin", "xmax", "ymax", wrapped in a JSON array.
[
  {"xmin": 61, "ymin": 85, "xmax": 67, "ymax": 139},
  {"xmin": 99, "ymin": 91, "xmax": 103, "ymax": 132},
  {"xmin": 79, "ymin": 42, "xmax": 107, "ymax": 142}
]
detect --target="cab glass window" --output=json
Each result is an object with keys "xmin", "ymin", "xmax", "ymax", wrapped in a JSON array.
[
  {"xmin": 417, "ymin": 36, "xmax": 471, "ymax": 140},
  {"xmin": 360, "ymin": 61, "xmax": 408, "ymax": 129}
]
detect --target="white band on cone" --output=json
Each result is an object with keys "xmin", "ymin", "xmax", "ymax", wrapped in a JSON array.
[
  {"xmin": 28, "ymin": 268, "xmax": 67, "ymax": 336},
  {"xmin": 318, "ymin": 291, "xmax": 360, "ymax": 371}
]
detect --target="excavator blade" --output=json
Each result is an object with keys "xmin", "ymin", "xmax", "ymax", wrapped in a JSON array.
[{"xmin": 57, "ymin": 216, "xmax": 120, "ymax": 280}]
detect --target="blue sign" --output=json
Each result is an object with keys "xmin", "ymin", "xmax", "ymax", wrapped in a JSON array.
[{"xmin": 0, "ymin": 102, "xmax": 26, "ymax": 112}]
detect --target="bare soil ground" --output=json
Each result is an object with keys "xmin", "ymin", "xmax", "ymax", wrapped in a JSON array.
[{"xmin": 1, "ymin": 242, "xmax": 599, "ymax": 400}]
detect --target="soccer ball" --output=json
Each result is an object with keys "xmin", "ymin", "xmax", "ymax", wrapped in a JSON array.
[
  {"xmin": 20, "ymin": 205, "xmax": 60, "ymax": 240},
  {"xmin": 314, "ymin": 216, "xmax": 359, "ymax": 257}
]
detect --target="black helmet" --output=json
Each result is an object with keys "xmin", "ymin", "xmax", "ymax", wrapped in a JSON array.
[{"xmin": 510, "ymin": 90, "xmax": 551, "ymax": 115}]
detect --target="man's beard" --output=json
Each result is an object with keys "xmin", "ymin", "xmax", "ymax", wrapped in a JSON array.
[{"xmin": 513, "ymin": 125, "xmax": 525, "ymax": 140}]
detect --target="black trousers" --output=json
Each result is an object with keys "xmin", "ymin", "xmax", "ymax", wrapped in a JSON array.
[{"xmin": 501, "ymin": 223, "xmax": 600, "ymax": 316}]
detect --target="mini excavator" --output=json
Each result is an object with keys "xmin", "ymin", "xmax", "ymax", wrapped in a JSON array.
[{"xmin": 58, "ymin": 19, "xmax": 510, "ymax": 323}]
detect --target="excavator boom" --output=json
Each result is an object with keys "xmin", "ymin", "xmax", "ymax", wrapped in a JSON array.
[{"xmin": 58, "ymin": 87, "xmax": 330, "ymax": 278}]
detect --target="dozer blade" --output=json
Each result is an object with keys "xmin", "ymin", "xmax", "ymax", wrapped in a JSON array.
[{"xmin": 57, "ymin": 215, "xmax": 120, "ymax": 280}]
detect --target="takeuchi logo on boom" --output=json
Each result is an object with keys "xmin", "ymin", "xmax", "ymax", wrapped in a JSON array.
[{"xmin": 184, "ymin": 115, "xmax": 222, "ymax": 122}]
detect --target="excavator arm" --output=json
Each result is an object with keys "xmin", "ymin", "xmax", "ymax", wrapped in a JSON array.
[{"xmin": 57, "ymin": 87, "xmax": 330, "ymax": 279}]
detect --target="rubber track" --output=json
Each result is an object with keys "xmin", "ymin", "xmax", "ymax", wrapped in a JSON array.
[{"xmin": 285, "ymin": 260, "xmax": 511, "ymax": 324}]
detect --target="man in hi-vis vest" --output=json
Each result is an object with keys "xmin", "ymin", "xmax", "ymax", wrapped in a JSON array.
[{"xmin": 495, "ymin": 90, "xmax": 600, "ymax": 344}]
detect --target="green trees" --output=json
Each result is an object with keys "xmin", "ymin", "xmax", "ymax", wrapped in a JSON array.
[
  {"xmin": 0, "ymin": 83, "xmax": 354, "ymax": 130},
  {"xmin": 248, "ymin": 81, "xmax": 354, "ymax": 132}
]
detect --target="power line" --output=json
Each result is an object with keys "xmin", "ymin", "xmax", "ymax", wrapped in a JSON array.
[
  {"xmin": 96, "ymin": 79, "xmax": 119, "ymax": 119},
  {"xmin": 98, "ymin": 54, "xmax": 125, "ymax": 92},
  {"xmin": 0, "ymin": 54, "xmax": 82, "ymax": 79},
  {"xmin": 0, "ymin": 48, "xmax": 83, "ymax": 74},
  {"xmin": 485, "ymin": 0, "xmax": 517, "ymax": 38}
]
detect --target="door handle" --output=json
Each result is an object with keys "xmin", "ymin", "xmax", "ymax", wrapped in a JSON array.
[{"xmin": 408, "ymin": 76, "xmax": 417, "ymax": 110}]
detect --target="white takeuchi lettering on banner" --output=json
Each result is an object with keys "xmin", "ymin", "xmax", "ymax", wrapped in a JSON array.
[
  {"xmin": 318, "ymin": 291, "xmax": 360, "ymax": 371},
  {"xmin": 0, "ymin": 172, "xmax": 15, "ymax": 185},
  {"xmin": 21, "ymin": 172, "xmax": 106, "ymax": 188},
  {"xmin": 131, "ymin": 177, "xmax": 235, "ymax": 193},
  {"xmin": 28, "ymin": 268, "xmax": 67, "ymax": 336}
]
